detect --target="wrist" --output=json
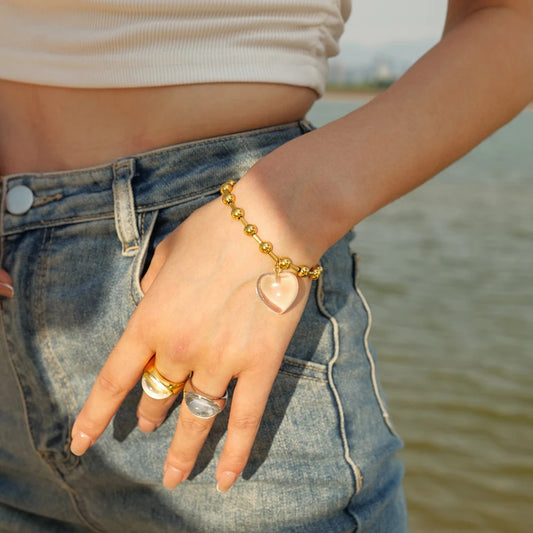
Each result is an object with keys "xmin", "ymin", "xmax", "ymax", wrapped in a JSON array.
[
  {"xmin": 217, "ymin": 179, "xmax": 321, "ymax": 315},
  {"xmin": 231, "ymin": 133, "xmax": 354, "ymax": 262},
  {"xmin": 220, "ymin": 180, "xmax": 323, "ymax": 280}
]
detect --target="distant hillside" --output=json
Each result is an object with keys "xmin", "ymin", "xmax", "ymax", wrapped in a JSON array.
[{"xmin": 328, "ymin": 39, "xmax": 439, "ymax": 86}]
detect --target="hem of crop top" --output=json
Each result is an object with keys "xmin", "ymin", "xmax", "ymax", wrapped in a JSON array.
[{"xmin": 0, "ymin": 53, "xmax": 328, "ymax": 96}]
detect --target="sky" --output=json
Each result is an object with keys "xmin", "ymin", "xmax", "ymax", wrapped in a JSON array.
[{"xmin": 341, "ymin": 0, "xmax": 448, "ymax": 47}]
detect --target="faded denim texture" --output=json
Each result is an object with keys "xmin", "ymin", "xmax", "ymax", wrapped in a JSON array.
[{"xmin": 0, "ymin": 122, "xmax": 407, "ymax": 532}]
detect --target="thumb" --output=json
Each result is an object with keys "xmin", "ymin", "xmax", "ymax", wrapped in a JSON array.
[{"xmin": 140, "ymin": 245, "xmax": 168, "ymax": 295}]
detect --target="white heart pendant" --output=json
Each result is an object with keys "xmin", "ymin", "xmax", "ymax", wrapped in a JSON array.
[{"xmin": 256, "ymin": 271, "xmax": 299, "ymax": 314}]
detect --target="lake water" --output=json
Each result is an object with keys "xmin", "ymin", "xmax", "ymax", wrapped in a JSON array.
[{"xmin": 308, "ymin": 96, "xmax": 533, "ymax": 533}]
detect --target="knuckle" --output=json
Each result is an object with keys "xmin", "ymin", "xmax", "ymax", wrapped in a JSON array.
[
  {"xmin": 220, "ymin": 459, "xmax": 247, "ymax": 475},
  {"xmin": 165, "ymin": 339, "xmax": 192, "ymax": 367},
  {"xmin": 166, "ymin": 449, "xmax": 196, "ymax": 468},
  {"xmin": 180, "ymin": 415, "xmax": 211, "ymax": 435},
  {"xmin": 95, "ymin": 371, "xmax": 127, "ymax": 399},
  {"xmin": 230, "ymin": 414, "xmax": 262, "ymax": 433}
]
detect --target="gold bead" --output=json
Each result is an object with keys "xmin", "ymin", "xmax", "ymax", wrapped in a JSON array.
[
  {"xmin": 220, "ymin": 183, "xmax": 233, "ymax": 195},
  {"xmin": 309, "ymin": 265, "xmax": 323, "ymax": 279},
  {"xmin": 231, "ymin": 207, "xmax": 244, "ymax": 219},
  {"xmin": 259, "ymin": 241, "xmax": 273, "ymax": 254},
  {"xmin": 222, "ymin": 193, "xmax": 235, "ymax": 205},
  {"xmin": 226, "ymin": 179, "xmax": 237, "ymax": 186},
  {"xmin": 278, "ymin": 257, "xmax": 292, "ymax": 270},
  {"xmin": 244, "ymin": 224, "xmax": 257, "ymax": 236},
  {"xmin": 297, "ymin": 266, "xmax": 310, "ymax": 277},
  {"xmin": 313, "ymin": 266, "xmax": 323, "ymax": 278}
]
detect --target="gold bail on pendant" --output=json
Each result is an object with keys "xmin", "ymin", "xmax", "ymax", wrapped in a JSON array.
[{"xmin": 220, "ymin": 179, "xmax": 323, "ymax": 314}]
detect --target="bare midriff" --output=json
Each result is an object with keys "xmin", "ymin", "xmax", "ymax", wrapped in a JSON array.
[{"xmin": 0, "ymin": 80, "xmax": 317, "ymax": 175}]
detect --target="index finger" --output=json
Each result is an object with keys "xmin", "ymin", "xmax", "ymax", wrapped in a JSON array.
[{"xmin": 70, "ymin": 323, "xmax": 151, "ymax": 456}]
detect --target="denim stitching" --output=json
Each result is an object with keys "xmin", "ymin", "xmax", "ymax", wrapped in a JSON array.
[
  {"xmin": 316, "ymin": 274, "xmax": 364, "ymax": 498},
  {"xmin": 278, "ymin": 370, "xmax": 328, "ymax": 383},
  {"xmin": 140, "ymin": 211, "xmax": 146, "ymax": 240},
  {"xmin": 1, "ymin": 212, "xmax": 115, "ymax": 236},
  {"xmin": 281, "ymin": 359, "xmax": 328, "ymax": 373},
  {"xmin": 353, "ymin": 261, "xmax": 399, "ymax": 438},
  {"xmin": 34, "ymin": 230, "xmax": 103, "ymax": 531},
  {"xmin": 23, "ymin": 231, "xmax": 48, "ymax": 452},
  {"xmin": 136, "ymin": 186, "xmax": 220, "ymax": 211},
  {"xmin": 35, "ymin": 228, "xmax": 78, "ymax": 447},
  {"xmin": 32, "ymin": 193, "xmax": 63, "ymax": 207}
]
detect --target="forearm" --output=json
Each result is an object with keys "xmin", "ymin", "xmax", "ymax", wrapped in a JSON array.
[{"xmin": 236, "ymin": 3, "xmax": 533, "ymax": 262}]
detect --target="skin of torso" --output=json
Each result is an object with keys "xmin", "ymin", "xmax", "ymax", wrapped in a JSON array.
[{"xmin": 0, "ymin": 80, "xmax": 316, "ymax": 175}]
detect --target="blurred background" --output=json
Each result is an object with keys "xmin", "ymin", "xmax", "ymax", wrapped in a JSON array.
[{"xmin": 308, "ymin": 2, "xmax": 533, "ymax": 532}]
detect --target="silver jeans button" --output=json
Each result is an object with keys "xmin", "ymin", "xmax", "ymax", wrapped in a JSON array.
[{"xmin": 5, "ymin": 185, "xmax": 34, "ymax": 215}]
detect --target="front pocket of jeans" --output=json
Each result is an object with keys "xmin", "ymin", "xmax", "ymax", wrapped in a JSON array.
[
  {"xmin": 279, "ymin": 355, "xmax": 329, "ymax": 382},
  {"xmin": 281, "ymin": 277, "xmax": 338, "ymax": 371},
  {"xmin": 130, "ymin": 209, "xmax": 159, "ymax": 305}
]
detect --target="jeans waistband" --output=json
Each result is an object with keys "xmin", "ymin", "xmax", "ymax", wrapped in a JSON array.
[{"xmin": 0, "ymin": 120, "xmax": 310, "ymax": 238}]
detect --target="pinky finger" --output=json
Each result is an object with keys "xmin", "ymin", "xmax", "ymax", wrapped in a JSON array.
[{"xmin": 215, "ymin": 375, "xmax": 273, "ymax": 492}]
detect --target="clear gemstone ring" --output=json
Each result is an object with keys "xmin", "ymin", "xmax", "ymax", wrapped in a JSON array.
[{"xmin": 183, "ymin": 378, "xmax": 228, "ymax": 419}]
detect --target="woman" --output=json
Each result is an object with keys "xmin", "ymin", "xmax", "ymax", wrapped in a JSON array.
[{"xmin": 0, "ymin": 1, "xmax": 532, "ymax": 531}]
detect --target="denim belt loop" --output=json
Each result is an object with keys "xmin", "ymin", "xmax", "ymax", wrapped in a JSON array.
[{"xmin": 112, "ymin": 158, "xmax": 140, "ymax": 256}]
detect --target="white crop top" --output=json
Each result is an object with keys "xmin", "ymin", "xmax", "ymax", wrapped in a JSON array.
[{"xmin": 0, "ymin": 1, "xmax": 351, "ymax": 96}]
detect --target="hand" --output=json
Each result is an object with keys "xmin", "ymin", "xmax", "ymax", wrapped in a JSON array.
[
  {"xmin": 0, "ymin": 269, "xmax": 14, "ymax": 298},
  {"xmin": 70, "ymin": 184, "xmax": 314, "ymax": 492}
]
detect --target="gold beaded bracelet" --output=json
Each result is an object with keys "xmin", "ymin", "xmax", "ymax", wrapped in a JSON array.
[{"xmin": 220, "ymin": 179, "xmax": 322, "ymax": 314}]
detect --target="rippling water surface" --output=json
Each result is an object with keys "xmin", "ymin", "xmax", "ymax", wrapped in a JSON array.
[{"xmin": 308, "ymin": 97, "xmax": 533, "ymax": 533}]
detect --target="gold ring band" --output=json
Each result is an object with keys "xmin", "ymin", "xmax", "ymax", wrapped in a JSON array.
[{"xmin": 141, "ymin": 356, "xmax": 187, "ymax": 400}]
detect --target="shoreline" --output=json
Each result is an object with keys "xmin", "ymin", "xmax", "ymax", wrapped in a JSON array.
[
  {"xmin": 322, "ymin": 89, "xmax": 533, "ymax": 111},
  {"xmin": 322, "ymin": 89, "xmax": 380, "ymax": 103}
]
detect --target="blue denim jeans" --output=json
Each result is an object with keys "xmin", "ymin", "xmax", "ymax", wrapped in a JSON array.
[{"xmin": 0, "ymin": 121, "xmax": 407, "ymax": 532}]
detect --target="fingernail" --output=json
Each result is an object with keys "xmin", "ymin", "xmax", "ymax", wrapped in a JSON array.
[
  {"xmin": 0, "ymin": 282, "xmax": 14, "ymax": 298},
  {"xmin": 70, "ymin": 431, "xmax": 92, "ymax": 456},
  {"xmin": 162, "ymin": 464, "xmax": 184, "ymax": 489},
  {"xmin": 137, "ymin": 416, "xmax": 157, "ymax": 433},
  {"xmin": 216, "ymin": 471, "xmax": 237, "ymax": 493}
]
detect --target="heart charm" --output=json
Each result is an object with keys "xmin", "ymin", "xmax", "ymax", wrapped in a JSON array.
[{"xmin": 256, "ymin": 271, "xmax": 299, "ymax": 314}]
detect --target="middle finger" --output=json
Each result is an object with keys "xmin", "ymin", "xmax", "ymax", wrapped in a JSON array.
[{"xmin": 137, "ymin": 357, "xmax": 189, "ymax": 432}]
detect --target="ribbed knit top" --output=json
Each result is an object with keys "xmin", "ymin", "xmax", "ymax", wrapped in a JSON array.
[{"xmin": 0, "ymin": 0, "xmax": 351, "ymax": 96}]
